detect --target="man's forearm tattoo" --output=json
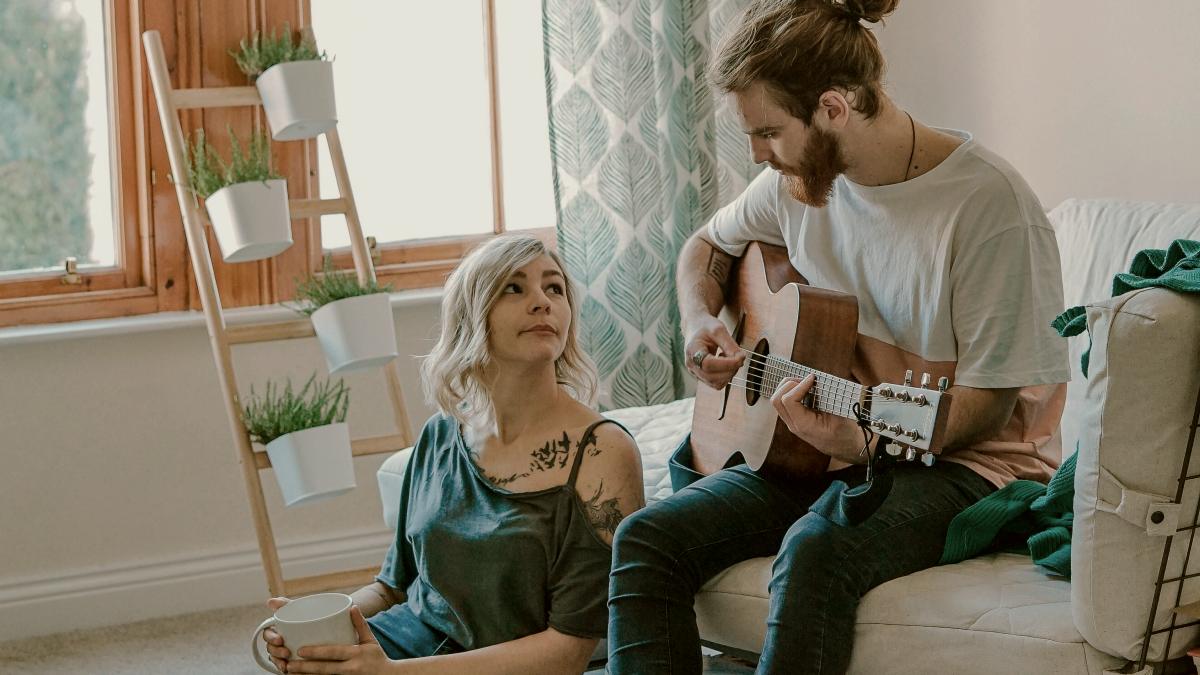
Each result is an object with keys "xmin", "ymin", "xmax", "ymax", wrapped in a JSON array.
[
  {"xmin": 706, "ymin": 247, "xmax": 732, "ymax": 285},
  {"xmin": 583, "ymin": 480, "xmax": 625, "ymax": 535}
]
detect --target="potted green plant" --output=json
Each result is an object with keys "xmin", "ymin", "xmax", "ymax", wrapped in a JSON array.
[
  {"xmin": 242, "ymin": 373, "xmax": 354, "ymax": 507},
  {"xmin": 187, "ymin": 128, "xmax": 292, "ymax": 263},
  {"xmin": 231, "ymin": 23, "xmax": 335, "ymax": 141},
  {"xmin": 292, "ymin": 260, "xmax": 398, "ymax": 374}
]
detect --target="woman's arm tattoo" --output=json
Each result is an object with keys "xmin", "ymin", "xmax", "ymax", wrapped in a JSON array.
[{"xmin": 583, "ymin": 480, "xmax": 625, "ymax": 535}]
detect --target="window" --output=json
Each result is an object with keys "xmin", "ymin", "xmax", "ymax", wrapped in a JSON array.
[
  {"xmin": 0, "ymin": 0, "xmax": 153, "ymax": 327},
  {"xmin": 310, "ymin": 1, "xmax": 556, "ymax": 285},
  {"xmin": 0, "ymin": 0, "xmax": 556, "ymax": 328}
]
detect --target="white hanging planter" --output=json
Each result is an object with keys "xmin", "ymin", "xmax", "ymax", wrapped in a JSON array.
[
  {"xmin": 256, "ymin": 60, "xmax": 337, "ymax": 141},
  {"xmin": 204, "ymin": 178, "xmax": 293, "ymax": 263},
  {"xmin": 265, "ymin": 422, "xmax": 355, "ymax": 507},
  {"xmin": 310, "ymin": 293, "xmax": 398, "ymax": 375}
]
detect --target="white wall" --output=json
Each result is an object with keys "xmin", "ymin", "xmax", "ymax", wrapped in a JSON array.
[
  {"xmin": 875, "ymin": 0, "xmax": 1200, "ymax": 209},
  {"xmin": 2, "ymin": 0, "xmax": 1199, "ymax": 643},
  {"xmin": 0, "ymin": 300, "xmax": 440, "ymax": 640}
]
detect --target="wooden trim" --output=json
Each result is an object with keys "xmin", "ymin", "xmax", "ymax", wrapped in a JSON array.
[
  {"xmin": 0, "ymin": 267, "xmax": 133, "ymax": 299},
  {"xmin": 0, "ymin": 287, "xmax": 158, "ymax": 327},
  {"xmin": 283, "ymin": 568, "xmax": 377, "ymax": 597},
  {"xmin": 171, "ymin": 85, "xmax": 261, "ymax": 109},
  {"xmin": 324, "ymin": 227, "xmax": 556, "ymax": 291},
  {"xmin": 482, "ymin": 0, "xmax": 506, "ymax": 235},
  {"xmin": 225, "ymin": 318, "xmax": 315, "ymax": 345}
]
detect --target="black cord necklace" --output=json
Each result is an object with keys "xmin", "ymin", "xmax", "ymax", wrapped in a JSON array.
[{"xmin": 903, "ymin": 111, "xmax": 916, "ymax": 181}]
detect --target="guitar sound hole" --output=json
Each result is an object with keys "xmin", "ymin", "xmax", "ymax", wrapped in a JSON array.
[{"xmin": 745, "ymin": 338, "xmax": 769, "ymax": 406}]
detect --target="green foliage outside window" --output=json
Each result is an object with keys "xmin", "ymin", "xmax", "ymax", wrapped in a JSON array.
[{"xmin": 0, "ymin": 0, "xmax": 92, "ymax": 271}]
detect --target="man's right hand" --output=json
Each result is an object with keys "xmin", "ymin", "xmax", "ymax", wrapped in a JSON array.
[
  {"xmin": 684, "ymin": 315, "xmax": 745, "ymax": 390},
  {"xmin": 264, "ymin": 597, "xmax": 292, "ymax": 673}
]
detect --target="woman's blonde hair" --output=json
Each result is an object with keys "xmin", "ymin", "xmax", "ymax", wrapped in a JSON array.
[
  {"xmin": 421, "ymin": 235, "xmax": 597, "ymax": 425},
  {"xmin": 710, "ymin": 0, "xmax": 899, "ymax": 124}
]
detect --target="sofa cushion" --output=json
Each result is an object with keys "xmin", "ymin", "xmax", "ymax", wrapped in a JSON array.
[{"xmin": 695, "ymin": 551, "xmax": 1123, "ymax": 675}]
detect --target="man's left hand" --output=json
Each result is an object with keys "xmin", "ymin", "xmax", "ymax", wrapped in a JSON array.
[{"xmin": 771, "ymin": 375, "xmax": 868, "ymax": 465}]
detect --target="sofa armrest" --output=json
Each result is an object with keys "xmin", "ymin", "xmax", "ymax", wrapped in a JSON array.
[{"xmin": 377, "ymin": 447, "xmax": 413, "ymax": 531}]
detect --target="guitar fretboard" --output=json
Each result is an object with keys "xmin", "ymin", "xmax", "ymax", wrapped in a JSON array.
[{"xmin": 745, "ymin": 351, "xmax": 865, "ymax": 420}]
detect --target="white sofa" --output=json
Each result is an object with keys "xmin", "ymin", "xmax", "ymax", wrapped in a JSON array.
[{"xmin": 379, "ymin": 198, "xmax": 1200, "ymax": 674}]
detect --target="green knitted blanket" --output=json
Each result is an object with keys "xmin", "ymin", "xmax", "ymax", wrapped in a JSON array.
[
  {"xmin": 1051, "ymin": 238, "xmax": 1200, "ymax": 376},
  {"xmin": 939, "ymin": 450, "xmax": 1075, "ymax": 576}
]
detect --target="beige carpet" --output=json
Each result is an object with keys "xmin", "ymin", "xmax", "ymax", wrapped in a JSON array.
[{"xmin": 0, "ymin": 603, "xmax": 756, "ymax": 674}]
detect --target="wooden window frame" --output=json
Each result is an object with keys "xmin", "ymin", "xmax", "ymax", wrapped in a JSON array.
[
  {"xmin": 0, "ymin": 0, "xmax": 556, "ymax": 329},
  {"xmin": 0, "ymin": 0, "xmax": 160, "ymax": 327}
]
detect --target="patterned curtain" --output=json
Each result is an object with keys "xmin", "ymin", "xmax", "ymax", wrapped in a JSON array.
[{"xmin": 543, "ymin": 0, "xmax": 762, "ymax": 410}]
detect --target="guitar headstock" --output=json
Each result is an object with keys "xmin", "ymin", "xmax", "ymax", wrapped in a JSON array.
[{"xmin": 867, "ymin": 371, "xmax": 952, "ymax": 465}]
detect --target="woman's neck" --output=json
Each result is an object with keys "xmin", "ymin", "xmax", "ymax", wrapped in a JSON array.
[{"xmin": 482, "ymin": 363, "xmax": 564, "ymax": 445}]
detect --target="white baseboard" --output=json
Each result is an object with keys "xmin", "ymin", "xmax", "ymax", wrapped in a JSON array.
[{"xmin": 0, "ymin": 527, "xmax": 394, "ymax": 642}]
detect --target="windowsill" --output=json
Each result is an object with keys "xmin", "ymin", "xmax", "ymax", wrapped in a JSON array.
[{"xmin": 0, "ymin": 288, "xmax": 443, "ymax": 347}]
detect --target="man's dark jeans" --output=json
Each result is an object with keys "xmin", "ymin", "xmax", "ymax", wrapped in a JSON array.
[{"xmin": 606, "ymin": 437, "xmax": 994, "ymax": 675}]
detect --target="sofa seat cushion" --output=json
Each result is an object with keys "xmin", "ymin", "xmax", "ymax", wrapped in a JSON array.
[{"xmin": 696, "ymin": 551, "xmax": 1124, "ymax": 674}]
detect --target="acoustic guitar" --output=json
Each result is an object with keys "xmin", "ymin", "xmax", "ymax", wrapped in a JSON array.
[{"xmin": 690, "ymin": 241, "xmax": 953, "ymax": 482}]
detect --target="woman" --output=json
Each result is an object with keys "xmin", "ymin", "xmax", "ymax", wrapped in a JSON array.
[{"xmin": 264, "ymin": 235, "xmax": 644, "ymax": 674}]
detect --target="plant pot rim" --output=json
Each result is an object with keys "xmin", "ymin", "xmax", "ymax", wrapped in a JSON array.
[
  {"xmin": 259, "ymin": 58, "xmax": 332, "ymax": 77},
  {"xmin": 263, "ymin": 421, "xmax": 347, "ymax": 448}
]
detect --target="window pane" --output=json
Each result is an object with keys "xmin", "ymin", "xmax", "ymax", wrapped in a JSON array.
[
  {"xmin": 311, "ymin": 2, "xmax": 494, "ymax": 250},
  {"xmin": 0, "ymin": 0, "xmax": 116, "ymax": 275},
  {"xmin": 495, "ymin": 0, "xmax": 555, "ymax": 232}
]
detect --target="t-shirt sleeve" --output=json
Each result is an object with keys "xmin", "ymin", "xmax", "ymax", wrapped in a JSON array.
[
  {"xmin": 545, "ymin": 535, "xmax": 611, "ymax": 640},
  {"xmin": 951, "ymin": 223, "xmax": 1071, "ymax": 388},
  {"xmin": 706, "ymin": 168, "xmax": 789, "ymax": 256},
  {"xmin": 374, "ymin": 418, "xmax": 441, "ymax": 593}
]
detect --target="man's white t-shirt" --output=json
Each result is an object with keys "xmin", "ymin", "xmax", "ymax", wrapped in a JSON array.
[{"xmin": 706, "ymin": 129, "xmax": 1070, "ymax": 487}]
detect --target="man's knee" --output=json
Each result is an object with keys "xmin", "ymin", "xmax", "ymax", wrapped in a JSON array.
[
  {"xmin": 613, "ymin": 502, "xmax": 678, "ymax": 564},
  {"xmin": 772, "ymin": 515, "xmax": 858, "ymax": 584}
]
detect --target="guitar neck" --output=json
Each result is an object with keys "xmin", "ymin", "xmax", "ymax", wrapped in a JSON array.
[{"xmin": 749, "ymin": 353, "xmax": 866, "ymax": 420}]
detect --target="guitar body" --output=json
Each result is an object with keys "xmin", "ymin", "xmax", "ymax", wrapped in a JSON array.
[{"xmin": 691, "ymin": 242, "xmax": 860, "ymax": 481}]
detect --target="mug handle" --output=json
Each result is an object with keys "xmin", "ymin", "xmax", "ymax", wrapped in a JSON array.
[{"xmin": 251, "ymin": 616, "xmax": 283, "ymax": 674}]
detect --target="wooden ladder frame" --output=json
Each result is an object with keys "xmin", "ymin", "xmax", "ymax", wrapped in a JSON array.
[{"xmin": 141, "ymin": 29, "xmax": 414, "ymax": 598}]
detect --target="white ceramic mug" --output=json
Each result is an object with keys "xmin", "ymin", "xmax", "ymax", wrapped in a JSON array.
[{"xmin": 251, "ymin": 593, "xmax": 357, "ymax": 673}]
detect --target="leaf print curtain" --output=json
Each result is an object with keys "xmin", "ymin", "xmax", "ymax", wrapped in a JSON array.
[{"xmin": 544, "ymin": 0, "xmax": 762, "ymax": 410}]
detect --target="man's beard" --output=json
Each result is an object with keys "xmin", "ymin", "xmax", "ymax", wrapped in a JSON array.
[{"xmin": 780, "ymin": 125, "xmax": 847, "ymax": 208}]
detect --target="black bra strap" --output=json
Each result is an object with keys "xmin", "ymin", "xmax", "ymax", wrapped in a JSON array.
[{"xmin": 567, "ymin": 418, "xmax": 630, "ymax": 486}]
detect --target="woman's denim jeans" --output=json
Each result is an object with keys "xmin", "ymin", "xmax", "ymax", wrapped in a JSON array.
[{"xmin": 606, "ymin": 437, "xmax": 994, "ymax": 675}]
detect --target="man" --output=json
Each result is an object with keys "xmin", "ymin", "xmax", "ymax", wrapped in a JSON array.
[{"xmin": 605, "ymin": 1, "xmax": 1070, "ymax": 673}]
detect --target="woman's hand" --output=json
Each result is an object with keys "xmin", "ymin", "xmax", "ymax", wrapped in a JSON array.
[
  {"xmin": 771, "ymin": 375, "xmax": 868, "ymax": 464},
  {"xmin": 263, "ymin": 597, "xmax": 292, "ymax": 673},
  {"xmin": 286, "ymin": 606, "xmax": 395, "ymax": 674}
]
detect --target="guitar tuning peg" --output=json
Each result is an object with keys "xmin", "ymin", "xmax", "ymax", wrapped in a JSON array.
[
  {"xmin": 885, "ymin": 442, "xmax": 903, "ymax": 457},
  {"xmin": 920, "ymin": 451, "xmax": 936, "ymax": 467},
  {"xmin": 904, "ymin": 446, "xmax": 917, "ymax": 462},
  {"xmin": 937, "ymin": 376, "xmax": 949, "ymax": 393},
  {"xmin": 903, "ymin": 369, "xmax": 913, "ymax": 386},
  {"xmin": 920, "ymin": 372, "xmax": 931, "ymax": 388}
]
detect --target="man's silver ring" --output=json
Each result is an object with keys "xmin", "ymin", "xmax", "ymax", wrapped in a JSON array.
[{"xmin": 692, "ymin": 350, "xmax": 708, "ymax": 369}]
